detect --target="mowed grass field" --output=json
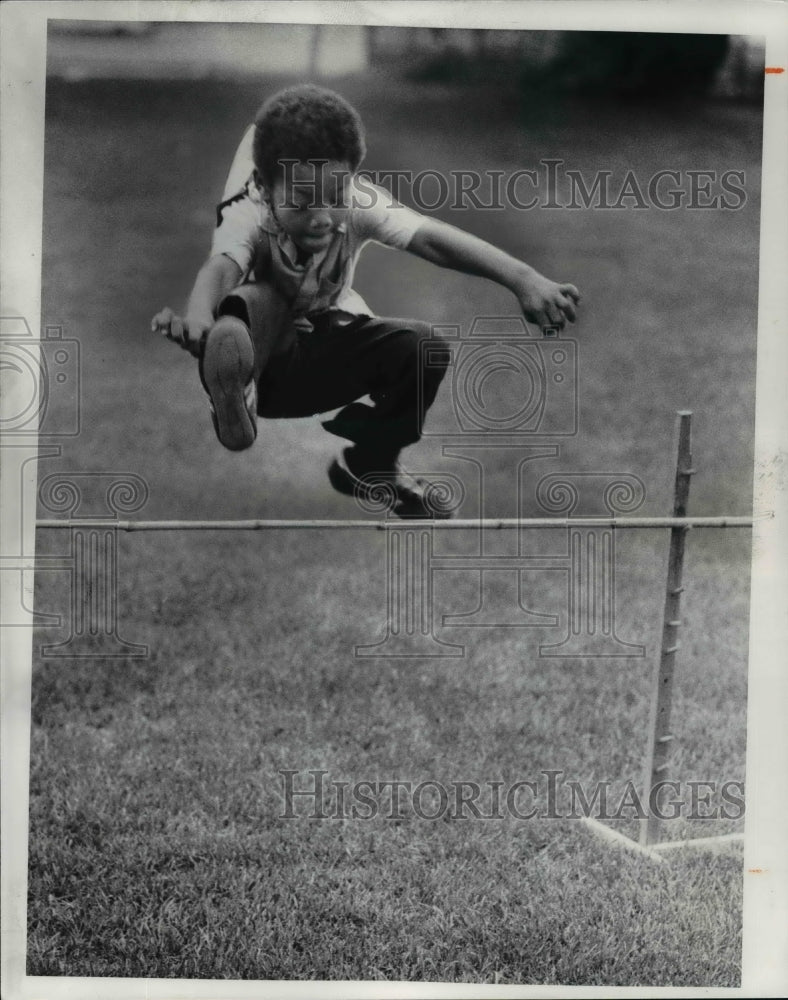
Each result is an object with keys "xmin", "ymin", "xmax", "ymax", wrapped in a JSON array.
[{"xmin": 27, "ymin": 69, "xmax": 760, "ymax": 985}]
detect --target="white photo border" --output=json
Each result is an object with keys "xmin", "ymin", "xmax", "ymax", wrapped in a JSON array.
[{"xmin": 2, "ymin": 2, "xmax": 786, "ymax": 998}]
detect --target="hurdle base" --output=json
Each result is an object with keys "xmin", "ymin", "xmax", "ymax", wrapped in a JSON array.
[
  {"xmin": 580, "ymin": 817, "xmax": 666, "ymax": 863},
  {"xmin": 649, "ymin": 832, "xmax": 744, "ymax": 854},
  {"xmin": 580, "ymin": 817, "xmax": 744, "ymax": 862}
]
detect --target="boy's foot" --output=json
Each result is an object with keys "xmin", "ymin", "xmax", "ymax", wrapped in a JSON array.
[
  {"xmin": 201, "ymin": 316, "xmax": 257, "ymax": 451},
  {"xmin": 328, "ymin": 447, "xmax": 456, "ymax": 519}
]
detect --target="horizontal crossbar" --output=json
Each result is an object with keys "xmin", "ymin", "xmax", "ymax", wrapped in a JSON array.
[{"xmin": 35, "ymin": 516, "xmax": 758, "ymax": 532}]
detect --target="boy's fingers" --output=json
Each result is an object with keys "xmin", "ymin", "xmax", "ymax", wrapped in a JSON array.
[
  {"xmin": 170, "ymin": 317, "xmax": 185, "ymax": 345},
  {"xmin": 153, "ymin": 312, "xmax": 181, "ymax": 339},
  {"xmin": 544, "ymin": 303, "xmax": 565, "ymax": 328},
  {"xmin": 558, "ymin": 297, "xmax": 577, "ymax": 323},
  {"xmin": 151, "ymin": 306, "xmax": 174, "ymax": 332}
]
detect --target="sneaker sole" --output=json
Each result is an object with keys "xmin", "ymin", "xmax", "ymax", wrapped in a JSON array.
[{"xmin": 203, "ymin": 317, "xmax": 256, "ymax": 451}]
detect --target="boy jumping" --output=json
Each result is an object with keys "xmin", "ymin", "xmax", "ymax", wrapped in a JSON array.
[{"xmin": 152, "ymin": 85, "xmax": 580, "ymax": 518}]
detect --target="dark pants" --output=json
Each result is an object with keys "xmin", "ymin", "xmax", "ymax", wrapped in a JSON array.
[{"xmin": 217, "ymin": 282, "xmax": 450, "ymax": 456}]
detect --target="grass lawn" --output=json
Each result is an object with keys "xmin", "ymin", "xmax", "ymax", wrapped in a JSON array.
[{"xmin": 27, "ymin": 68, "xmax": 760, "ymax": 985}]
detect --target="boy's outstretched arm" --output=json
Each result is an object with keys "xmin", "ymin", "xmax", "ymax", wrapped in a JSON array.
[
  {"xmin": 407, "ymin": 218, "xmax": 580, "ymax": 329},
  {"xmin": 151, "ymin": 254, "xmax": 242, "ymax": 356}
]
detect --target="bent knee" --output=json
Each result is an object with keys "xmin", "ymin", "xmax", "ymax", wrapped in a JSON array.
[
  {"xmin": 218, "ymin": 280, "xmax": 293, "ymax": 346},
  {"xmin": 219, "ymin": 280, "xmax": 288, "ymax": 321}
]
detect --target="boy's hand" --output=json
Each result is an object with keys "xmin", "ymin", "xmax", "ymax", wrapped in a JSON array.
[
  {"xmin": 514, "ymin": 269, "xmax": 581, "ymax": 331},
  {"xmin": 405, "ymin": 220, "xmax": 581, "ymax": 331},
  {"xmin": 151, "ymin": 307, "xmax": 209, "ymax": 358}
]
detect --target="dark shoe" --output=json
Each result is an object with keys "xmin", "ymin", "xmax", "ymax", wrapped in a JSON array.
[
  {"xmin": 202, "ymin": 316, "xmax": 257, "ymax": 451},
  {"xmin": 328, "ymin": 448, "xmax": 456, "ymax": 519}
]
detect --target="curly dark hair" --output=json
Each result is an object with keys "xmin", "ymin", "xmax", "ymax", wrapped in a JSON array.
[{"xmin": 252, "ymin": 85, "xmax": 366, "ymax": 189}]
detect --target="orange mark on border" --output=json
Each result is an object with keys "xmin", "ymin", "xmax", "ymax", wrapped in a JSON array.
[
  {"xmin": 748, "ymin": 868, "xmax": 766, "ymax": 874},
  {"xmin": 765, "ymin": 67, "xmax": 784, "ymax": 74}
]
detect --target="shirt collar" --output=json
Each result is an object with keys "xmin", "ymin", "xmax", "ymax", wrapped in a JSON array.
[{"xmin": 254, "ymin": 181, "xmax": 347, "ymax": 268}]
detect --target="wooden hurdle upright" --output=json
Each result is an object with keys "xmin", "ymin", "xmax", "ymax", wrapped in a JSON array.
[{"xmin": 580, "ymin": 411, "xmax": 747, "ymax": 861}]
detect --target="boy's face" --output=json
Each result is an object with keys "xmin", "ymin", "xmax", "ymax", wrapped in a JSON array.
[{"xmin": 264, "ymin": 159, "xmax": 352, "ymax": 256}]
